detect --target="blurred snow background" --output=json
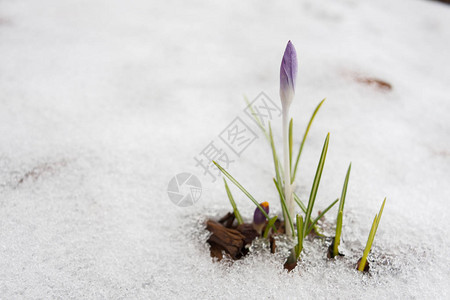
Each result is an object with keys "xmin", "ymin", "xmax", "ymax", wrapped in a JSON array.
[{"xmin": 0, "ymin": 0, "xmax": 449, "ymax": 298}]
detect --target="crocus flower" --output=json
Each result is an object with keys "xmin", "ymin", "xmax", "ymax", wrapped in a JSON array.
[
  {"xmin": 280, "ymin": 40, "xmax": 298, "ymax": 109},
  {"xmin": 280, "ymin": 41, "xmax": 298, "ymax": 237},
  {"xmin": 253, "ymin": 201, "xmax": 269, "ymax": 224},
  {"xmin": 253, "ymin": 202, "xmax": 270, "ymax": 234}
]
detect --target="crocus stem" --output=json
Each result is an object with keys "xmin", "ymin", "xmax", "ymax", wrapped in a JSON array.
[{"xmin": 283, "ymin": 108, "xmax": 293, "ymax": 236}]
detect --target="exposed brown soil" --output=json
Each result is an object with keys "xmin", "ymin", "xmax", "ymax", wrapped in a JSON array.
[
  {"xmin": 356, "ymin": 257, "xmax": 370, "ymax": 273},
  {"xmin": 327, "ymin": 238, "xmax": 345, "ymax": 259}
]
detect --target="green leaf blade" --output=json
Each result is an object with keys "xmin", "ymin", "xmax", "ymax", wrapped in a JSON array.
[
  {"xmin": 333, "ymin": 210, "xmax": 343, "ymax": 257},
  {"xmin": 291, "ymin": 98, "xmax": 326, "ymax": 184},
  {"xmin": 303, "ymin": 133, "xmax": 330, "ymax": 237},
  {"xmin": 293, "ymin": 192, "xmax": 307, "ymax": 214},
  {"xmin": 359, "ymin": 214, "xmax": 378, "ymax": 272},
  {"xmin": 273, "ymin": 178, "xmax": 295, "ymax": 236},
  {"xmin": 244, "ymin": 95, "xmax": 269, "ymax": 140},
  {"xmin": 358, "ymin": 198, "xmax": 386, "ymax": 272},
  {"xmin": 269, "ymin": 123, "xmax": 282, "ymax": 186},
  {"xmin": 296, "ymin": 214, "xmax": 304, "ymax": 259},
  {"xmin": 223, "ymin": 178, "xmax": 244, "ymax": 225},
  {"xmin": 307, "ymin": 198, "xmax": 339, "ymax": 235},
  {"xmin": 334, "ymin": 163, "xmax": 351, "ymax": 256},
  {"xmin": 289, "ymin": 118, "xmax": 293, "ymax": 174},
  {"xmin": 213, "ymin": 161, "xmax": 269, "ymax": 221},
  {"xmin": 338, "ymin": 163, "xmax": 352, "ymax": 213},
  {"xmin": 263, "ymin": 216, "xmax": 278, "ymax": 239}
]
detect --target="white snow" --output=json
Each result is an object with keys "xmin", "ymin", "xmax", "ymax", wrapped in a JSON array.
[{"xmin": 0, "ymin": 0, "xmax": 449, "ymax": 298}]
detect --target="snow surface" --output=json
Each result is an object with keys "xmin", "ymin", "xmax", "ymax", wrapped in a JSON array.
[{"xmin": 0, "ymin": 0, "xmax": 449, "ymax": 298}]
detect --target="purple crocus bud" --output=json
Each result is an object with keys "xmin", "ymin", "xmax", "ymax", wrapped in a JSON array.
[
  {"xmin": 253, "ymin": 202, "xmax": 270, "ymax": 225},
  {"xmin": 280, "ymin": 40, "xmax": 298, "ymax": 109}
]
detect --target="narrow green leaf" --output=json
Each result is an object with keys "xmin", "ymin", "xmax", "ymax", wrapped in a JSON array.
[
  {"xmin": 223, "ymin": 178, "xmax": 244, "ymax": 225},
  {"xmin": 338, "ymin": 163, "xmax": 351, "ymax": 213},
  {"xmin": 268, "ymin": 123, "xmax": 292, "ymax": 233},
  {"xmin": 359, "ymin": 214, "xmax": 378, "ymax": 272},
  {"xmin": 303, "ymin": 133, "xmax": 330, "ymax": 237},
  {"xmin": 273, "ymin": 178, "xmax": 295, "ymax": 236},
  {"xmin": 375, "ymin": 197, "xmax": 386, "ymax": 232},
  {"xmin": 213, "ymin": 161, "xmax": 270, "ymax": 222},
  {"xmin": 307, "ymin": 198, "xmax": 339, "ymax": 235},
  {"xmin": 291, "ymin": 98, "xmax": 326, "ymax": 184},
  {"xmin": 293, "ymin": 192, "xmax": 307, "ymax": 214},
  {"xmin": 358, "ymin": 198, "xmax": 386, "ymax": 272},
  {"xmin": 296, "ymin": 214, "xmax": 304, "ymax": 259},
  {"xmin": 333, "ymin": 210, "xmax": 343, "ymax": 257},
  {"xmin": 244, "ymin": 97, "xmax": 285, "ymax": 176},
  {"xmin": 289, "ymin": 118, "xmax": 293, "ymax": 174},
  {"xmin": 294, "ymin": 192, "xmax": 324, "ymax": 236},
  {"xmin": 269, "ymin": 123, "xmax": 282, "ymax": 187},
  {"xmin": 244, "ymin": 95, "xmax": 270, "ymax": 141},
  {"xmin": 263, "ymin": 216, "xmax": 278, "ymax": 239},
  {"xmin": 244, "ymin": 98, "xmax": 284, "ymax": 176},
  {"xmin": 334, "ymin": 163, "xmax": 351, "ymax": 255}
]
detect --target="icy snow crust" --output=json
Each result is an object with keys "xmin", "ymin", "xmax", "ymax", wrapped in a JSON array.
[{"xmin": 1, "ymin": 0, "xmax": 449, "ymax": 298}]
